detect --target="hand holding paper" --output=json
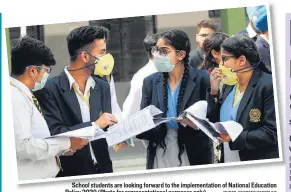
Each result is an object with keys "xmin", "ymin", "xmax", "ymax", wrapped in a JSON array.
[
  {"xmin": 218, "ymin": 133, "xmax": 231, "ymax": 142},
  {"xmin": 95, "ymin": 113, "xmax": 118, "ymax": 128},
  {"xmin": 215, "ymin": 121, "xmax": 243, "ymax": 142},
  {"xmin": 177, "ymin": 101, "xmax": 243, "ymax": 145},
  {"xmin": 176, "ymin": 117, "xmax": 198, "ymax": 129},
  {"xmin": 113, "ymin": 141, "xmax": 128, "ymax": 151}
]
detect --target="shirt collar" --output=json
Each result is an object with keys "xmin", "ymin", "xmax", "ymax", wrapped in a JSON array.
[
  {"xmin": 10, "ymin": 76, "xmax": 33, "ymax": 98},
  {"xmin": 246, "ymin": 23, "xmax": 257, "ymax": 38},
  {"xmin": 64, "ymin": 66, "xmax": 96, "ymax": 90}
]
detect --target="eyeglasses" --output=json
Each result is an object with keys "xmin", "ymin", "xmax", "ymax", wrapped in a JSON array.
[
  {"xmin": 151, "ymin": 46, "xmax": 181, "ymax": 57},
  {"xmin": 221, "ymin": 55, "xmax": 235, "ymax": 64},
  {"xmin": 26, "ymin": 65, "xmax": 52, "ymax": 74}
]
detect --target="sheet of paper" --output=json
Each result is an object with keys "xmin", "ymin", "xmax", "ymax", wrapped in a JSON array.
[
  {"xmin": 149, "ymin": 105, "xmax": 164, "ymax": 117},
  {"xmin": 153, "ymin": 117, "xmax": 179, "ymax": 126},
  {"xmin": 215, "ymin": 121, "xmax": 243, "ymax": 141},
  {"xmin": 96, "ymin": 105, "xmax": 157, "ymax": 146},
  {"xmin": 185, "ymin": 113, "xmax": 220, "ymax": 145},
  {"xmin": 184, "ymin": 100, "xmax": 208, "ymax": 119},
  {"xmin": 47, "ymin": 126, "xmax": 102, "ymax": 140}
]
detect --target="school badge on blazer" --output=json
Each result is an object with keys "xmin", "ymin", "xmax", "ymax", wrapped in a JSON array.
[{"xmin": 249, "ymin": 108, "xmax": 261, "ymax": 122}]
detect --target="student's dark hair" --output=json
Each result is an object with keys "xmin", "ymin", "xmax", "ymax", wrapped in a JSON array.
[
  {"xmin": 158, "ymin": 29, "xmax": 191, "ymax": 165},
  {"xmin": 143, "ymin": 33, "xmax": 160, "ymax": 58},
  {"xmin": 202, "ymin": 32, "xmax": 229, "ymax": 71},
  {"xmin": 197, "ymin": 19, "xmax": 218, "ymax": 33},
  {"xmin": 221, "ymin": 34, "xmax": 271, "ymax": 74},
  {"xmin": 11, "ymin": 35, "xmax": 56, "ymax": 76},
  {"xmin": 67, "ymin": 26, "xmax": 109, "ymax": 62}
]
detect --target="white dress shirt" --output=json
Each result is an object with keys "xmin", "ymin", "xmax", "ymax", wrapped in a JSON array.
[
  {"xmin": 246, "ymin": 23, "xmax": 257, "ymax": 38},
  {"xmin": 109, "ymin": 75, "xmax": 122, "ymax": 120},
  {"xmin": 10, "ymin": 77, "xmax": 71, "ymax": 181},
  {"xmin": 122, "ymin": 59, "xmax": 157, "ymax": 119},
  {"xmin": 64, "ymin": 67, "xmax": 99, "ymax": 164},
  {"xmin": 122, "ymin": 59, "xmax": 157, "ymax": 147}
]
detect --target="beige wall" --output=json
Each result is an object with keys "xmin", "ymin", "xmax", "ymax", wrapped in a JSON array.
[
  {"xmin": 44, "ymin": 21, "xmax": 89, "ymax": 77},
  {"xmin": 156, "ymin": 11, "xmax": 210, "ymax": 51}
]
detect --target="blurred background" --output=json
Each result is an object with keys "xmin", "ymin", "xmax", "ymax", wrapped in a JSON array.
[{"xmin": 5, "ymin": 7, "xmax": 251, "ymax": 173}]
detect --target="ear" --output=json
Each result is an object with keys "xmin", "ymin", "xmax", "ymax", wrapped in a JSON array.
[
  {"xmin": 177, "ymin": 50, "xmax": 186, "ymax": 61},
  {"xmin": 80, "ymin": 51, "xmax": 89, "ymax": 63},
  {"xmin": 27, "ymin": 66, "xmax": 36, "ymax": 76},
  {"xmin": 239, "ymin": 55, "xmax": 247, "ymax": 66}
]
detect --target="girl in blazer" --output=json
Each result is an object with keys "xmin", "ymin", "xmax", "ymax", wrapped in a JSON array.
[
  {"xmin": 207, "ymin": 35, "xmax": 279, "ymax": 162},
  {"xmin": 137, "ymin": 29, "xmax": 215, "ymax": 169}
]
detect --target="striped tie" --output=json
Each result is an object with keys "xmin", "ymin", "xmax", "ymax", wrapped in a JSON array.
[
  {"xmin": 32, "ymin": 95, "xmax": 42, "ymax": 115},
  {"xmin": 32, "ymin": 95, "xmax": 63, "ymax": 172}
]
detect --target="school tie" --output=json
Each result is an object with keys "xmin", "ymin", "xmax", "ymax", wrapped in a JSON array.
[
  {"xmin": 31, "ymin": 95, "xmax": 63, "ymax": 172},
  {"xmin": 32, "ymin": 95, "xmax": 43, "ymax": 115}
]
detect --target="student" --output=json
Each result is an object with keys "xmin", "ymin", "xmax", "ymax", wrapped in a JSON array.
[
  {"xmin": 253, "ymin": 6, "xmax": 271, "ymax": 71},
  {"xmin": 10, "ymin": 36, "xmax": 88, "ymax": 180},
  {"xmin": 236, "ymin": 6, "xmax": 263, "ymax": 41},
  {"xmin": 137, "ymin": 29, "xmax": 215, "ymax": 169},
  {"xmin": 201, "ymin": 32, "xmax": 229, "ymax": 73},
  {"xmin": 207, "ymin": 35, "xmax": 278, "ymax": 162},
  {"xmin": 189, "ymin": 19, "xmax": 218, "ymax": 69},
  {"xmin": 34, "ymin": 26, "xmax": 117, "ymax": 176}
]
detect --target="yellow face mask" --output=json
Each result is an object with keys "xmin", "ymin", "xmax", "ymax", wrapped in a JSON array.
[
  {"xmin": 94, "ymin": 53, "xmax": 115, "ymax": 77},
  {"xmin": 219, "ymin": 65, "xmax": 239, "ymax": 85}
]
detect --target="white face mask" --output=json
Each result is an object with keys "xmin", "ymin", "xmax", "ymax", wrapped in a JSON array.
[
  {"xmin": 32, "ymin": 72, "xmax": 49, "ymax": 91},
  {"xmin": 153, "ymin": 54, "xmax": 175, "ymax": 72}
]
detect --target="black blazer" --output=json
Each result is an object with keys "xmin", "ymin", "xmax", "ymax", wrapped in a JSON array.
[
  {"xmin": 34, "ymin": 71, "xmax": 113, "ymax": 176},
  {"xmin": 206, "ymin": 68, "xmax": 279, "ymax": 161},
  {"xmin": 136, "ymin": 67, "xmax": 215, "ymax": 169},
  {"xmin": 255, "ymin": 36, "xmax": 271, "ymax": 72}
]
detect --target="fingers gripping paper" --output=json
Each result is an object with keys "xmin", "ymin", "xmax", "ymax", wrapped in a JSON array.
[
  {"xmin": 45, "ymin": 105, "xmax": 162, "ymax": 147},
  {"xmin": 180, "ymin": 101, "xmax": 243, "ymax": 145},
  {"xmin": 103, "ymin": 105, "xmax": 158, "ymax": 146}
]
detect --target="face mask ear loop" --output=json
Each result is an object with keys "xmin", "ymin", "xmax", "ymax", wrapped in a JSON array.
[{"xmin": 231, "ymin": 60, "xmax": 261, "ymax": 73}]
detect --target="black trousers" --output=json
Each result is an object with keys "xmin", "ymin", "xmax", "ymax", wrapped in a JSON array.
[{"xmin": 56, "ymin": 163, "xmax": 101, "ymax": 177}]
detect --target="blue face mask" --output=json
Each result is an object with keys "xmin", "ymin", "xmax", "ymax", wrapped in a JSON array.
[{"xmin": 153, "ymin": 54, "xmax": 175, "ymax": 72}]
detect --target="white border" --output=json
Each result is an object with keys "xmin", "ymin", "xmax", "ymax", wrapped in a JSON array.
[
  {"xmin": 265, "ymin": 3, "xmax": 284, "ymax": 162},
  {"xmin": 4, "ymin": 2, "xmax": 283, "ymax": 185},
  {"xmin": 18, "ymin": 158, "xmax": 283, "ymax": 185}
]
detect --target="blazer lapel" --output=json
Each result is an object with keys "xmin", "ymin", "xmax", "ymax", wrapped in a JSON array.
[
  {"xmin": 89, "ymin": 83, "xmax": 101, "ymax": 121},
  {"xmin": 221, "ymin": 85, "xmax": 234, "ymax": 103},
  {"xmin": 236, "ymin": 69, "xmax": 261, "ymax": 121},
  {"xmin": 59, "ymin": 71, "xmax": 82, "ymax": 122},
  {"xmin": 182, "ymin": 69, "xmax": 196, "ymax": 110},
  {"xmin": 156, "ymin": 74, "xmax": 164, "ymax": 113}
]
